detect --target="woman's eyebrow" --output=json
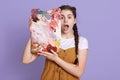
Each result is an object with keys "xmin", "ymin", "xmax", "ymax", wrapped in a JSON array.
[
  {"xmin": 61, "ymin": 14, "xmax": 65, "ymax": 17},
  {"xmin": 68, "ymin": 14, "xmax": 73, "ymax": 16},
  {"xmin": 61, "ymin": 14, "xmax": 73, "ymax": 16}
]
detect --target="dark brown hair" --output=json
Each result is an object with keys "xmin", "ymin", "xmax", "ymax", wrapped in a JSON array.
[{"xmin": 59, "ymin": 5, "xmax": 79, "ymax": 64}]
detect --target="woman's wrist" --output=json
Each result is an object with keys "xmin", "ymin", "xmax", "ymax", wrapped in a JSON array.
[{"xmin": 54, "ymin": 56, "xmax": 61, "ymax": 64}]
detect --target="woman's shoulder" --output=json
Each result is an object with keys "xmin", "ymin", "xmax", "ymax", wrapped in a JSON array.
[
  {"xmin": 79, "ymin": 36, "xmax": 88, "ymax": 42},
  {"xmin": 79, "ymin": 36, "xmax": 88, "ymax": 50}
]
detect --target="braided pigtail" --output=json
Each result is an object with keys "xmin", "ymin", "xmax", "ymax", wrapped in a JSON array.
[{"xmin": 73, "ymin": 24, "xmax": 79, "ymax": 64}]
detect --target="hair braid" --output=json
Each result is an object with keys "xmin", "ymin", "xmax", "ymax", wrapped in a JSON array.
[{"xmin": 73, "ymin": 24, "xmax": 79, "ymax": 64}]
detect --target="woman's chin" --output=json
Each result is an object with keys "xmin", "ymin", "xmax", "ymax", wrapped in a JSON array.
[{"xmin": 62, "ymin": 30, "xmax": 69, "ymax": 34}]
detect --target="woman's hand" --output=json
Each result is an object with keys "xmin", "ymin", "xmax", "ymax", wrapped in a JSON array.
[
  {"xmin": 38, "ymin": 49, "xmax": 58, "ymax": 61},
  {"xmin": 29, "ymin": 16, "xmax": 34, "ymax": 32},
  {"xmin": 29, "ymin": 16, "xmax": 33, "ymax": 26}
]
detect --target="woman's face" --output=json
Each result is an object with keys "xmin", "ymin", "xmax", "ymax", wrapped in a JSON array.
[{"xmin": 61, "ymin": 9, "xmax": 76, "ymax": 34}]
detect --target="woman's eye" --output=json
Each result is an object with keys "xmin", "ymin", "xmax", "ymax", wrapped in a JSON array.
[
  {"xmin": 60, "ymin": 17, "xmax": 64, "ymax": 19},
  {"xmin": 68, "ymin": 16, "xmax": 72, "ymax": 19}
]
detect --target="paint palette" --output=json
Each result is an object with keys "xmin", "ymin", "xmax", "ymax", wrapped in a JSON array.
[{"xmin": 30, "ymin": 8, "xmax": 61, "ymax": 54}]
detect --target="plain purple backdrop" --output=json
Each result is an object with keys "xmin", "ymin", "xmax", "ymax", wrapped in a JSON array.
[{"xmin": 0, "ymin": 0, "xmax": 120, "ymax": 80}]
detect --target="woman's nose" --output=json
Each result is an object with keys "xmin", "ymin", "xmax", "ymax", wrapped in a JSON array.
[{"xmin": 64, "ymin": 18, "xmax": 68, "ymax": 23}]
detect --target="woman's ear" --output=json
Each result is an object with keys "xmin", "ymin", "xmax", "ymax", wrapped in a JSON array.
[{"xmin": 74, "ymin": 18, "xmax": 76, "ymax": 24}]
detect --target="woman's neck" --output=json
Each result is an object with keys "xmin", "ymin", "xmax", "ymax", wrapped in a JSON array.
[{"xmin": 61, "ymin": 32, "xmax": 74, "ymax": 39}]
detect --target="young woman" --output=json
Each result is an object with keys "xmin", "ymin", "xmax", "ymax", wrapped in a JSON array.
[{"xmin": 22, "ymin": 5, "xmax": 88, "ymax": 80}]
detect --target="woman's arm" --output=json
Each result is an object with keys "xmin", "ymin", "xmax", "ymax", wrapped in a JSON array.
[
  {"xmin": 40, "ymin": 49, "xmax": 88, "ymax": 78},
  {"xmin": 55, "ymin": 49, "xmax": 88, "ymax": 78},
  {"xmin": 22, "ymin": 38, "xmax": 39, "ymax": 64},
  {"xmin": 22, "ymin": 16, "xmax": 40, "ymax": 64}
]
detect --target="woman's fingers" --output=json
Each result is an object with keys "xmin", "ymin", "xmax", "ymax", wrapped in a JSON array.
[
  {"xmin": 38, "ymin": 52, "xmax": 49, "ymax": 56},
  {"xmin": 38, "ymin": 52, "xmax": 47, "ymax": 57},
  {"xmin": 29, "ymin": 16, "xmax": 35, "ymax": 32},
  {"xmin": 38, "ymin": 50, "xmax": 58, "ymax": 61},
  {"xmin": 50, "ymin": 49, "xmax": 57, "ymax": 55},
  {"xmin": 29, "ymin": 16, "xmax": 33, "ymax": 26}
]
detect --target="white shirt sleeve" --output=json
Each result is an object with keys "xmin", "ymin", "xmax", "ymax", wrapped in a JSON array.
[{"xmin": 79, "ymin": 37, "xmax": 88, "ymax": 50}]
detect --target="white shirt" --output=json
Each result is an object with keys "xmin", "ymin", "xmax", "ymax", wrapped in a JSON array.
[{"xmin": 60, "ymin": 36, "xmax": 88, "ymax": 50}]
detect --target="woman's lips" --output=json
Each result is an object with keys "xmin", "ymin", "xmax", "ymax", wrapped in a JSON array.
[{"xmin": 63, "ymin": 25, "xmax": 69, "ymax": 31}]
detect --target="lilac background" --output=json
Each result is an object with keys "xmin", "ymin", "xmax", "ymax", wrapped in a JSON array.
[{"xmin": 0, "ymin": 0, "xmax": 120, "ymax": 80}]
